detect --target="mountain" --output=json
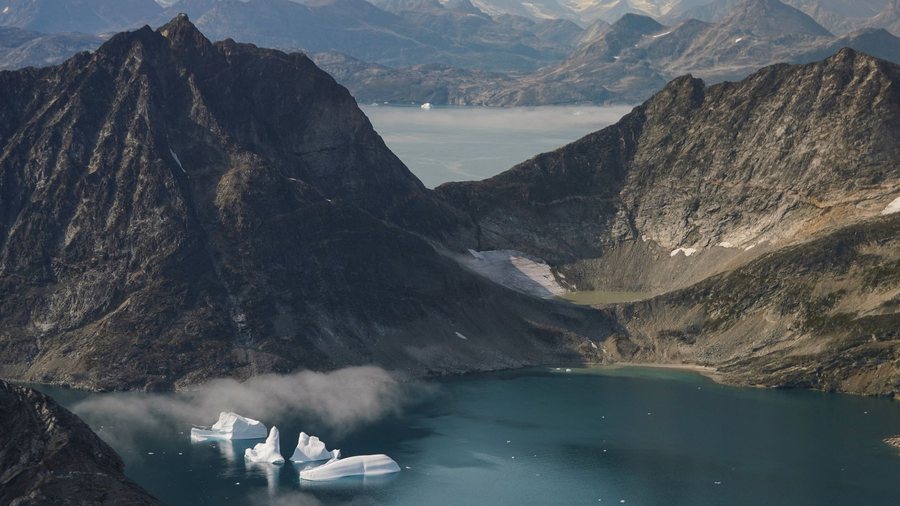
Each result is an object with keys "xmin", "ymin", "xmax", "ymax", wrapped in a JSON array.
[
  {"xmin": 866, "ymin": 0, "xmax": 900, "ymax": 36},
  {"xmin": 466, "ymin": 0, "xmax": 714, "ymax": 24},
  {"xmin": 314, "ymin": 0, "xmax": 900, "ymax": 107},
  {"xmin": 0, "ymin": 15, "xmax": 605, "ymax": 390},
  {"xmin": 436, "ymin": 49, "xmax": 900, "ymax": 395},
  {"xmin": 0, "ymin": 26, "xmax": 104, "ymax": 70},
  {"xmin": 0, "ymin": 0, "xmax": 163, "ymax": 33},
  {"xmin": 0, "ymin": 380, "xmax": 161, "ymax": 504},
  {"xmin": 664, "ymin": 0, "xmax": 893, "ymax": 35}
]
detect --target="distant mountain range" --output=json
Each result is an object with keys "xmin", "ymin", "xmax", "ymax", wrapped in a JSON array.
[
  {"xmin": 2, "ymin": 0, "xmax": 900, "ymax": 105},
  {"xmin": 316, "ymin": 0, "xmax": 900, "ymax": 105}
]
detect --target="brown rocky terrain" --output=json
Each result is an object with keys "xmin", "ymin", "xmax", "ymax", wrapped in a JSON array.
[
  {"xmin": 437, "ymin": 48, "xmax": 900, "ymax": 397},
  {"xmin": 0, "ymin": 380, "xmax": 161, "ymax": 505}
]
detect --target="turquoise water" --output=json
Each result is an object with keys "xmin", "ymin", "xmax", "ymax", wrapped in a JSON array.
[
  {"xmin": 38, "ymin": 367, "xmax": 900, "ymax": 505},
  {"xmin": 361, "ymin": 105, "xmax": 634, "ymax": 188}
]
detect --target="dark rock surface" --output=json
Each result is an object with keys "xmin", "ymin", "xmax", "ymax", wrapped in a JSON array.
[
  {"xmin": 437, "ymin": 48, "xmax": 900, "ymax": 396},
  {"xmin": 0, "ymin": 15, "xmax": 606, "ymax": 391},
  {"xmin": 0, "ymin": 380, "xmax": 161, "ymax": 505}
]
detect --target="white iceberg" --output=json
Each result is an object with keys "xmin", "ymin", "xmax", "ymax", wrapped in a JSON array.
[
  {"xmin": 298, "ymin": 454, "xmax": 400, "ymax": 481},
  {"xmin": 420, "ymin": 102, "xmax": 433, "ymax": 110},
  {"xmin": 290, "ymin": 432, "xmax": 340, "ymax": 463},
  {"xmin": 190, "ymin": 411, "xmax": 268, "ymax": 440},
  {"xmin": 244, "ymin": 426, "xmax": 285, "ymax": 464}
]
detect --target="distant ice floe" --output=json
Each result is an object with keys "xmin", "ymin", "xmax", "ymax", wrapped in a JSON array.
[
  {"xmin": 291, "ymin": 432, "xmax": 339, "ymax": 464},
  {"xmin": 420, "ymin": 102, "xmax": 433, "ymax": 110},
  {"xmin": 299, "ymin": 454, "xmax": 401, "ymax": 481},
  {"xmin": 460, "ymin": 249, "xmax": 565, "ymax": 298},
  {"xmin": 245, "ymin": 426, "xmax": 285, "ymax": 464},
  {"xmin": 669, "ymin": 247, "xmax": 698, "ymax": 257},
  {"xmin": 191, "ymin": 411, "xmax": 267, "ymax": 440},
  {"xmin": 881, "ymin": 196, "xmax": 900, "ymax": 215}
]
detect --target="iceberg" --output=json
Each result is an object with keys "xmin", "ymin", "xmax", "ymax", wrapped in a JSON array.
[
  {"xmin": 244, "ymin": 426, "xmax": 285, "ymax": 464},
  {"xmin": 299, "ymin": 454, "xmax": 400, "ymax": 481},
  {"xmin": 290, "ymin": 432, "xmax": 340, "ymax": 463},
  {"xmin": 190, "ymin": 411, "xmax": 267, "ymax": 440}
]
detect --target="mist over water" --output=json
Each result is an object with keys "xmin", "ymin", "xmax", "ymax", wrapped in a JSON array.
[
  {"xmin": 70, "ymin": 366, "xmax": 428, "ymax": 451},
  {"xmin": 362, "ymin": 105, "xmax": 634, "ymax": 188}
]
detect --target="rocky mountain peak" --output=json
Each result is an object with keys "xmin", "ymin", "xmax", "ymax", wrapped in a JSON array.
[
  {"xmin": 610, "ymin": 12, "xmax": 665, "ymax": 34},
  {"xmin": 721, "ymin": 0, "xmax": 832, "ymax": 37}
]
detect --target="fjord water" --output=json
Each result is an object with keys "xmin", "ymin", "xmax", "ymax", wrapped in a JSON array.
[
  {"xmin": 38, "ymin": 367, "xmax": 900, "ymax": 506},
  {"xmin": 361, "ymin": 105, "xmax": 633, "ymax": 188}
]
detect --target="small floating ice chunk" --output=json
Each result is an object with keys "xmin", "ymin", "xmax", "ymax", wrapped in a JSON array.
[
  {"xmin": 298, "ymin": 454, "xmax": 400, "ymax": 481},
  {"xmin": 670, "ymin": 247, "xmax": 698, "ymax": 257},
  {"xmin": 881, "ymin": 196, "xmax": 900, "ymax": 215},
  {"xmin": 290, "ymin": 432, "xmax": 339, "ymax": 463},
  {"xmin": 191, "ymin": 412, "xmax": 267, "ymax": 440},
  {"xmin": 244, "ymin": 427, "xmax": 285, "ymax": 464},
  {"xmin": 420, "ymin": 102, "xmax": 433, "ymax": 110}
]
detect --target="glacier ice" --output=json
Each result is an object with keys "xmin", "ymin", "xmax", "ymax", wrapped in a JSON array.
[
  {"xmin": 244, "ymin": 426, "xmax": 285, "ymax": 464},
  {"xmin": 290, "ymin": 432, "xmax": 340, "ymax": 463},
  {"xmin": 298, "ymin": 454, "xmax": 400, "ymax": 481},
  {"xmin": 190, "ymin": 411, "xmax": 267, "ymax": 440}
]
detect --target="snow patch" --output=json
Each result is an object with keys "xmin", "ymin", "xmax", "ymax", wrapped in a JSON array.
[
  {"xmin": 455, "ymin": 331, "xmax": 469, "ymax": 340},
  {"xmin": 669, "ymin": 247, "xmax": 698, "ymax": 257},
  {"xmin": 460, "ymin": 250, "xmax": 564, "ymax": 298},
  {"xmin": 169, "ymin": 149, "xmax": 186, "ymax": 173},
  {"xmin": 652, "ymin": 31, "xmax": 672, "ymax": 38},
  {"xmin": 718, "ymin": 241, "xmax": 734, "ymax": 248},
  {"xmin": 290, "ymin": 432, "xmax": 338, "ymax": 463},
  {"xmin": 734, "ymin": 37, "xmax": 744, "ymax": 43},
  {"xmin": 245, "ymin": 426, "xmax": 284, "ymax": 464},
  {"xmin": 744, "ymin": 244, "xmax": 756, "ymax": 251},
  {"xmin": 299, "ymin": 454, "xmax": 400, "ymax": 481},
  {"xmin": 420, "ymin": 102, "xmax": 433, "ymax": 110},
  {"xmin": 880, "ymin": 196, "xmax": 900, "ymax": 215},
  {"xmin": 1, "ymin": 7, "xmax": 8, "ymax": 14},
  {"xmin": 191, "ymin": 412, "xmax": 267, "ymax": 440}
]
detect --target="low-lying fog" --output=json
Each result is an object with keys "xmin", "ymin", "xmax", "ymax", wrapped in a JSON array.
[{"xmin": 362, "ymin": 105, "xmax": 634, "ymax": 188}]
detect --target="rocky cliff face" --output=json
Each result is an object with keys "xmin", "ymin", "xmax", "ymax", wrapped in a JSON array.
[
  {"xmin": 0, "ymin": 15, "xmax": 606, "ymax": 391},
  {"xmin": 437, "ymin": 49, "xmax": 900, "ymax": 396},
  {"xmin": 0, "ymin": 380, "xmax": 161, "ymax": 505}
]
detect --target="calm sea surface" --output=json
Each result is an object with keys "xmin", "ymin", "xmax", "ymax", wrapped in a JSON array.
[
  {"xmin": 37, "ymin": 366, "xmax": 900, "ymax": 506},
  {"xmin": 361, "ymin": 105, "xmax": 634, "ymax": 188}
]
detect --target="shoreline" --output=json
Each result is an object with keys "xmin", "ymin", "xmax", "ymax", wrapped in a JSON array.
[{"xmin": 587, "ymin": 362, "xmax": 725, "ymax": 383}]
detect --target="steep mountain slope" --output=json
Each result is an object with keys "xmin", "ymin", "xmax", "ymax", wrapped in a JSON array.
[
  {"xmin": 436, "ymin": 49, "xmax": 900, "ymax": 395},
  {"xmin": 0, "ymin": 380, "xmax": 161, "ymax": 504},
  {"xmin": 0, "ymin": 15, "xmax": 606, "ymax": 390},
  {"xmin": 0, "ymin": 26, "xmax": 104, "ymax": 70}
]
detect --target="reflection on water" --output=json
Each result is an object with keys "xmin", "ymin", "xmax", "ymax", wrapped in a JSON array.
[
  {"xmin": 33, "ymin": 367, "xmax": 900, "ymax": 506},
  {"xmin": 362, "ymin": 105, "xmax": 634, "ymax": 188}
]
